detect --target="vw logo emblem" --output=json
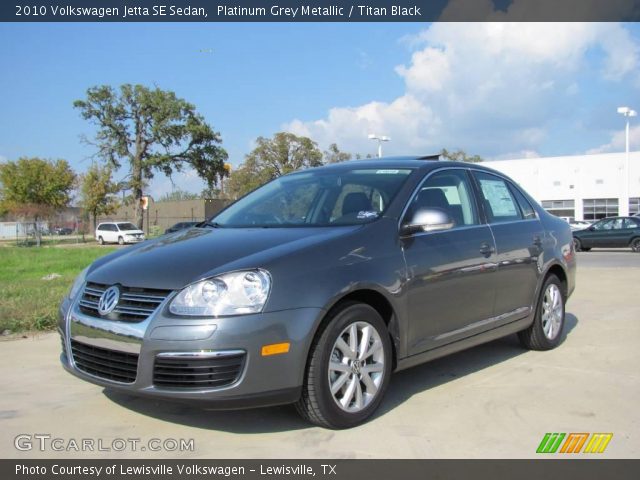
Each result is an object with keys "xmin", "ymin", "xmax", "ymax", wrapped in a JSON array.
[{"xmin": 98, "ymin": 286, "xmax": 120, "ymax": 316}]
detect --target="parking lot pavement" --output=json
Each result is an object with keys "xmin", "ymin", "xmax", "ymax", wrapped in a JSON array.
[
  {"xmin": 575, "ymin": 249, "xmax": 640, "ymax": 269},
  {"xmin": 1, "ymin": 253, "xmax": 638, "ymax": 459}
]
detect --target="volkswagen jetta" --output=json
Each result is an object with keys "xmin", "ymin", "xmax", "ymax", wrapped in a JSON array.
[{"xmin": 59, "ymin": 158, "xmax": 575, "ymax": 428}]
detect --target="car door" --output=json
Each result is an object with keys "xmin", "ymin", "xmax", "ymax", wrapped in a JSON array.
[
  {"xmin": 581, "ymin": 219, "xmax": 615, "ymax": 247},
  {"xmin": 401, "ymin": 168, "xmax": 498, "ymax": 354},
  {"xmin": 107, "ymin": 224, "xmax": 118, "ymax": 242},
  {"xmin": 604, "ymin": 218, "xmax": 633, "ymax": 247},
  {"xmin": 471, "ymin": 171, "xmax": 544, "ymax": 322}
]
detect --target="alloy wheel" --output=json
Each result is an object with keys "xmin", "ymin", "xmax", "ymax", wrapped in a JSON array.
[
  {"xmin": 328, "ymin": 321, "xmax": 385, "ymax": 413},
  {"xmin": 541, "ymin": 283, "xmax": 563, "ymax": 340}
]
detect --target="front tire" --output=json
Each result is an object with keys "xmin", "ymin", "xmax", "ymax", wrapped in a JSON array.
[
  {"xmin": 631, "ymin": 238, "xmax": 640, "ymax": 252},
  {"xmin": 518, "ymin": 274, "xmax": 566, "ymax": 351},
  {"xmin": 98, "ymin": 236, "xmax": 104, "ymax": 245},
  {"xmin": 295, "ymin": 302, "xmax": 392, "ymax": 429},
  {"xmin": 118, "ymin": 236, "xmax": 124, "ymax": 245}
]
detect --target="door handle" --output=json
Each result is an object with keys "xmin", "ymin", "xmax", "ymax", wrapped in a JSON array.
[{"xmin": 479, "ymin": 243, "xmax": 494, "ymax": 256}]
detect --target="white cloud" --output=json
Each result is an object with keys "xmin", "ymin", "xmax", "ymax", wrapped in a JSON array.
[
  {"xmin": 147, "ymin": 168, "xmax": 206, "ymax": 200},
  {"xmin": 283, "ymin": 21, "xmax": 640, "ymax": 158},
  {"xmin": 586, "ymin": 124, "xmax": 640, "ymax": 154}
]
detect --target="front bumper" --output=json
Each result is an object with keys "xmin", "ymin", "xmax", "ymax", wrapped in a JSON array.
[
  {"xmin": 58, "ymin": 295, "xmax": 323, "ymax": 408},
  {"xmin": 124, "ymin": 236, "xmax": 145, "ymax": 243}
]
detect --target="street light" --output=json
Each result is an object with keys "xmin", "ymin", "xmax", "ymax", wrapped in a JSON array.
[
  {"xmin": 617, "ymin": 106, "xmax": 637, "ymax": 217},
  {"xmin": 368, "ymin": 133, "xmax": 390, "ymax": 158}
]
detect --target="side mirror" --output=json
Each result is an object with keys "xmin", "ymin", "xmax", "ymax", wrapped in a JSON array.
[
  {"xmin": 401, "ymin": 208, "xmax": 455, "ymax": 236},
  {"xmin": 588, "ymin": 226, "xmax": 595, "ymax": 231}
]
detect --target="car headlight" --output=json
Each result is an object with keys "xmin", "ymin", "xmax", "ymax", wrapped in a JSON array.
[
  {"xmin": 68, "ymin": 266, "xmax": 89, "ymax": 300},
  {"xmin": 169, "ymin": 269, "xmax": 271, "ymax": 316}
]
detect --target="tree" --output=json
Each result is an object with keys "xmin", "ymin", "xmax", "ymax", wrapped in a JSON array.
[
  {"xmin": 74, "ymin": 84, "xmax": 228, "ymax": 229},
  {"xmin": 158, "ymin": 189, "xmax": 201, "ymax": 202},
  {"xmin": 227, "ymin": 132, "xmax": 323, "ymax": 199},
  {"xmin": 324, "ymin": 143, "xmax": 352, "ymax": 163},
  {"xmin": 79, "ymin": 164, "xmax": 120, "ymax": 231},
  {"xmin": 0, "ymin": 157, "xmax": 76, "ymax": 246},
  {"xmin": 440, "ymin": 148, "xmax": 484, "ymax": 163}
]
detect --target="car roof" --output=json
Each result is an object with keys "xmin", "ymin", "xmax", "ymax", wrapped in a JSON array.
[
  {"xmin": 299, "ymin": 156, "xmax": 502, "ymax": 175},
  {"xmin": 97, "ymin": 221, "xmax": 136, "ymax": 226}
]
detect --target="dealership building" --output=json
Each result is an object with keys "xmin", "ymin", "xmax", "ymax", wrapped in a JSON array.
[{"xmin": 486, "ymin": 151, "xmax": 640, "ymax": 221}]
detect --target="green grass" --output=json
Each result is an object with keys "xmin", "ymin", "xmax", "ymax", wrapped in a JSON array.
[{"xmin": 0, "ymin": 246, "xmax": 116, "ymax": 332}]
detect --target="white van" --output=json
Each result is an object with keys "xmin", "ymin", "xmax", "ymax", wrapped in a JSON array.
[{"xmin": 95, "ymin": 222, "xmax": 145, "ymax": 245}]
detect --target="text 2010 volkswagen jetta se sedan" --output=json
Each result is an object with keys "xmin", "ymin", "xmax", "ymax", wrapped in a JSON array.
[{"xmin": 59, "ymin": 158, "xmax": 575, "ymax": 428}]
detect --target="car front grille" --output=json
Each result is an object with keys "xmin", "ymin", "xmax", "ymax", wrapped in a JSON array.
[
  {"xmin": 78, "ymin": 282, "xmax": 170, "ymax": 322},
  {"xmin": 153, "ymin": 353, "xmax": 245, "ymax": 389},
  {"xmin": 71, "ymin": 339, "xmax": 138, "ymax": 384}
]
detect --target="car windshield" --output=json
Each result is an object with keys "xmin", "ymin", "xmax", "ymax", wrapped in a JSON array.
[
  {"xmin": 117, "ymin": 223, "xmax": 138, "ymax": 231},
  {"xmin": 212, "ymin": 168, "xmax": 413, "ymax": 228}
]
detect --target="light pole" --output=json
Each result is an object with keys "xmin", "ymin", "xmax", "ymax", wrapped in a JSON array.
[
  {"xmin": 617, "ymin": 106, "xmax": 637, "ymax": 217},
  {"xmin": 368, "ymin": 134, "xmax": 390, "ymax": 158}
]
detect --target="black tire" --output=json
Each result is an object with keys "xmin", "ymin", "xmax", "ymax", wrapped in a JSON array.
[
  {"xmin": 118, "ymin": 236, "xmax": 124, "ymax": 245},
  {"xmin": 631, "ymin": 238, "xmax": 640, "ymax": 253},
  {"xmin": 98, "ymin": 236, "xmax": 104, "ymax": 245},
  {"xmin": 295, "ymin": 302, "xmax": 393, "ymax": 429},
  {"xmin": 573, "ymin": 237, "xmax": 583, "ymax": 252},
  {"xmin": 518, "ymin": 274, "xmax": 566, "ymax": 351}
]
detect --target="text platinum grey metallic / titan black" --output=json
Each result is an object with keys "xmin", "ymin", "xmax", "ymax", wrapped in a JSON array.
[{"xmin": 59, "ymin": 157, "xmax": 576, "ymax": 428}]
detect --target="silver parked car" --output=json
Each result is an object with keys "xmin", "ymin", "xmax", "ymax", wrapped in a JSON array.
[{"xmin": 60, "ymin": 158, "xmax": 576, "ymax": 428}]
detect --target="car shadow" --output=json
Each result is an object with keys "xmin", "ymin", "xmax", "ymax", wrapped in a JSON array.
[
  {"xmin": 580, "ymin": 249, "xmax": 632, "ymax": 253},
  {"xmin": 104, "ymin": 313, "xmax": 578, "ymax": 433},
  {"xmin": 374, "ymin": 312, "xmax": 578, "ymax": 419}
]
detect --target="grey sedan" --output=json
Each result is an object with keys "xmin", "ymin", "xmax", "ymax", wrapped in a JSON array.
[{"xmin": 59, "ymin": 158, "xmax": 575, "ymax": 428}]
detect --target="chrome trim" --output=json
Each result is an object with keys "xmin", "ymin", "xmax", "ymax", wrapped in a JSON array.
[
  {"xmin": 398, "ymin": 165, "xmax": 542, "ymax": 239},
  {"xmin": 78, "ymin": 282, "xmax": 169, "ymax": 322},
  {"xmin": 398, "ymin": 166, "xmax": 483, "ymax": 234},
  {"xmin": 467, "ymin": 167, "xmax": 541, "ymax": 221},
  {"xmin": 156, "ymin": 350, "xmax": 245, "ymax": 359},
  {"xmin": 432, "ymin": 306, "xmax": 531, "ymax": 342}
]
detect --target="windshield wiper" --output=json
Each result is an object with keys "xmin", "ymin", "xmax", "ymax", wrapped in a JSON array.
[{"xmin": 198, "ymin": 221, "xmax": 222, "ymax": 228}]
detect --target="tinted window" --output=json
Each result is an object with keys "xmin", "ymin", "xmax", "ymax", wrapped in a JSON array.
[
  {"xmin": 406, "ymin": 169, "xmax": 478, "ymax": 228},
  {"xmin": 97, "ymin": 225, "xmax": 106, "ymax": 231},
  {"xmin": 623, "ymin": 218, "xmax": 639, "ymax": 229},
  {"xmin": 592, "ymin": 219, "xmax": 614, "ymax": 230},
  {"xmin": 474, "ymin": 172, "xmax": 522, "ymax": 223},
  {"xmin": 509, "ymin": 184, "xmax": 537, "ymax": 220}
]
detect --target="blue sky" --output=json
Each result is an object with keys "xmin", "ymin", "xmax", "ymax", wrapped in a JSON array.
[{"xmin": 1, "ymin": 21, "xmax": 639, "ymax": 197}]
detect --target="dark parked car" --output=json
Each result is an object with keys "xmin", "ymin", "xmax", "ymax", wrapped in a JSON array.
[
  {"xmin": 572, "ymin": 216, "xmax": 640, "ymax": 252},
  {"xmin": 53, "ymin": 227, "xmax": 74, "ymax": 235},
  {"xmin": 164, "ymin": 221, "xmax": 200, "ymax": 234},
  {"xmin": 59, "ymin": 158, "xmax": 575, "ymax": 428}
]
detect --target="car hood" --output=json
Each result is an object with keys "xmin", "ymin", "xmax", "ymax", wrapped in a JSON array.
[
  {"xmin": 87, "ymin": 226, "xmax": 359, "ymax": 290},
  {"xmin": 120, "ymin": 229, "xmax": 144, "ymax": 235}
]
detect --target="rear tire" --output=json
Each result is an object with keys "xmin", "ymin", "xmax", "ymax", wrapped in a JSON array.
[
  {"xmin": 573, "ymin": 237, "xmax": 582, "ymax": 252},
  {"xmin": 631, "ymin": 238, "xmax": 640, "ymax": 252},
  {"xmin": 295, "ymin": 302, "xmax": 392, "ymax": 429},
  {"xmin": 519, "ymin": 274, "xmax": 566, "ymax": 351},
  {"xmin": 98, "ymin": 236, "xmax": 104, "ymax": 245},
  {"xmin": 118, "ymin": 236, "xmax": 124, "ymax": 245}
]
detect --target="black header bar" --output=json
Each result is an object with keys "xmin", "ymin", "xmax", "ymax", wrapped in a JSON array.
[
  {"xmin": 2, "ymin": 459, "xmax": 640, "ymax": 480},
  {"xmin": 3, "ymin": 0, "xmax": 640, "ymax": 22}
]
